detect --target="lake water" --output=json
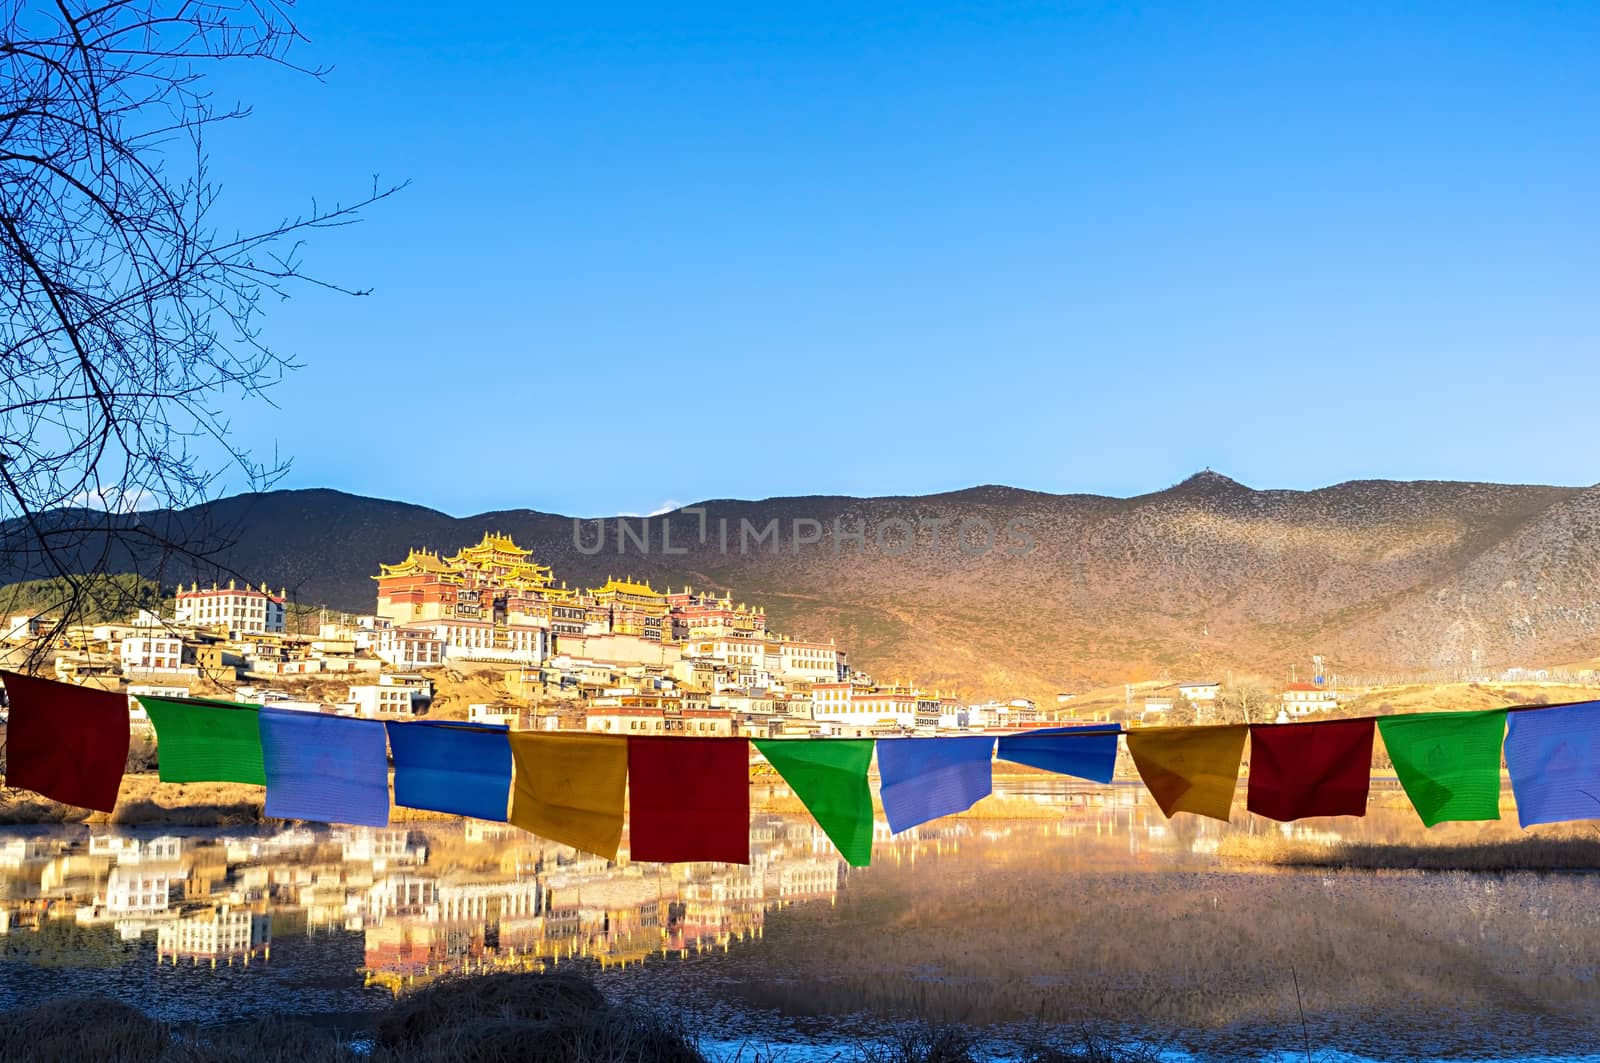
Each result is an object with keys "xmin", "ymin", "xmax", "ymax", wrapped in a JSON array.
[{"xmin": 1, "ymin": 779, "xmax": 1597, "ymax": 1062}]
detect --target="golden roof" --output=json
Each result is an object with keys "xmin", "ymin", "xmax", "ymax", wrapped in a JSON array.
[
  {"xmin": 375, "ymin": 548, "xmax": 455, "ymax": 578},
  {"xmin": 504, "ymin": 562, "xmax": 555, "ymax": 584},
  {"xmin": 592, "ymin": 576, "xmax": 663, "ymax": 598},
  {"xmin": 445, "ymin": 531, "xmax": 533, "ymax": 564}
]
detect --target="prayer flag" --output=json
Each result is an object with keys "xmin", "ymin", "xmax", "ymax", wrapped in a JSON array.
[
  {"xmin": 628, "ymin": 737, "xmax": 750, "ymax": 863},
  {"xmin": 507, "ymin": 733, "xmax": 628, "ymax": 859},
  {"xmin": 1126, "ymin": 725, "xmax": 1247, "ymax": 821},
  {"xmin": 753, "ymin": 739, "xmax": 875, "ymax": 867},
  {"xmin": 139, "ymin": 696, "xmax": 266, "ymax": 785},
  {"xmin": 996, "ymin": 725, "xmax": 1119, "ymax": 784},
  {"xmin": 0, "ymin": 671, "xmax": 129, "ymax": 812},
  {"xmin": 1377, "ymin": 709, "xmax": 1507, "ymax": 826},
  {"xmin": 259, "ymin": 710, "xmax": 390, "ymax": 827},
  {"xmin": 1504, "ymin": 701, "xmax": 1600, "ymax": 828},
  {"xmin": 1247, "ymin": 718, "xmax": 1374, "ymax": 821},
  {"xmin": 877, "ymin": 736, "xmax": 994, "ymax": 833},
  {"xmin": 387, "ymin": 720, "xmax": 512, "ymax": 823}
]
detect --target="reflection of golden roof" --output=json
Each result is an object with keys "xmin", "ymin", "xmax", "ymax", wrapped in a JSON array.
[{"xmin": 592, "ymin": 576, "xmax": 662, "ymax": 598}]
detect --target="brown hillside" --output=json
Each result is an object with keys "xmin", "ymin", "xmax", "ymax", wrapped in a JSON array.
[{"xmin": 4, "ymin": 472, "xmax": 1596, "ymax": 700}]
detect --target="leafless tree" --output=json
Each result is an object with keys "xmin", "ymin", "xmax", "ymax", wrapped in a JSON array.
[
  {"xmin": 0, "ymin": 0, "xmax": 401, "ymax": 660},
  {"xmin": 1216, "ymin": 679, "xmax": 1272, "ymax": 725}
]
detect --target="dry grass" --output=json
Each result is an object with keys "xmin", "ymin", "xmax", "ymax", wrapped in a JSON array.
[
  {"xmin": 0, "ymin": 775, "xmax": 267, "ymax": 826},
  {"xmin": 1217, "ymin": 828, "xmax": 1600, "ymax": 871},
  {"xmin": 378, "ymin": 971, "xmax": 703, "ymax": 1063},
  {"xmin": 1339, "ymin": 681, "xmax": 1600, "ymax": 717},
  {"xmin": 0, "ymin": 975, "xmax": 1215, "ymax": 1063},
  {"xmin": 0, "ymin": 972, "xmax": 706, "ymax": 1063},
  {"xmin": 0, "ymin": 772, "xmax": 485, "ymax": 827}
]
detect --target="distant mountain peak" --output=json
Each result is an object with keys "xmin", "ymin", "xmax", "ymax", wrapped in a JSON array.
[{"xmin": 1171, "ymin": 469, "xmax": 1250, "ymax": 494}]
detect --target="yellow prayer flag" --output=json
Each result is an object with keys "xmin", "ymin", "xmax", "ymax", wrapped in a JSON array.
[
  {"xmin": 1126, "ymin": 724, "xmax": 1247, "ymax": 821},
  {"xmin": 508, "ymin": 732, "xmax": 628, "ymax": 858}
]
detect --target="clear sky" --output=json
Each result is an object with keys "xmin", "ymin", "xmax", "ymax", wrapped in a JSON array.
[{"xmin": 202, "ymin": 1, "xmax": 1597, "ymax": 517}]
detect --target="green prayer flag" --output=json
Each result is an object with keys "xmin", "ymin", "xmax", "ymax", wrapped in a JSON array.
[
  {"xmin": 754, "ymin": 738, "xmax": 875, "ymax": 866},
  {"xmin": 140, "ymin": 696, "xmax": 267, "ymax": 785},
  {"xmin": 1377, "ymin": 709, "xmax": 1507, "ymax": 826}
]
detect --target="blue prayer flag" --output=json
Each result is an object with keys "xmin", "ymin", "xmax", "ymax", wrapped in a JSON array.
[
  {"xmin": 387, "ymin": 720, "xmax": 512, "ymax": 822},
  {"xmin": 877, "ymin": 736, "xmax": 994, "ymax": 834},
  {"xmin": 259, "ymin": 710, "xmax": 390, "ymax": 827},
  {"xmin": 1504, "ymin": 701, "xmax": 1600, "ymax": 828},
  {"xmin": 996, "ymin": 725, "xmax": 1120, "ymax": 784}
]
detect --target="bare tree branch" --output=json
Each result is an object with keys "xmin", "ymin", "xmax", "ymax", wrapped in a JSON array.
[{"xmin": 0, "ymin": 0, "xmax": 404, "ymax": 666}]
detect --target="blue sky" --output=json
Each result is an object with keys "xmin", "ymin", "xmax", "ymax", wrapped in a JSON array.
[{"xmin": 202, "ymin": 1, "xmax": 1597, "ymax": 516}]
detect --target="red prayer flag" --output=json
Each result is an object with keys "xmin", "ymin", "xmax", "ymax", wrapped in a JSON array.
[
  {"xmin": 2, "ymin": 671, "xmax": 130, "ymax": 813},
  {"xmin": 627, "ymin": 736, "xmax": 749, "ymax": 864},
  {"xmin": 1247, "ymin": 717, "xmax": 1374, "ymax": 822}
]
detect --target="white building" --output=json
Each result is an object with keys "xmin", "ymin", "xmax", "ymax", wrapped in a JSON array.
[
  {"xmin": 374, "ymin": 626, "xmax": 444, "ymax": 668},
  {"xmin": 120, "ymin": 635, "xmax": 184, "ymax": 673},
  {"xmin": 809, "ymin": 682, "xmax": 852, "ymax": 720},
  {"xmin": 348, "ymin": 684, "xmax": 420, "ymax": 718},
  {"xmin": 175, "ymin": 581, "xmax": 286, "ymax": 634},
  {"xmin": 127, "ymin": 684, "xmax": 190, "ymax": 724},
  {"xmin": 772, "ymin": 639, "xmax": 845, "ymax": 682},
  {"xmin": 468, "ymin": 703, "xmax": 528, "ymax": 729},
  {"xmin": 1178, "ymin": 681, "xmax": 1220, "ymax": 702},
  {"xmin": 405, "ymin": 619, "xmax": 544, "ymax": 665},
  {"xmin": 1280, "ymin": 683, "xmax": 1339, "ymax": 717},
  {"xmin": 813, "ymin": 688, "xmax": 916, "ymax": 730}
]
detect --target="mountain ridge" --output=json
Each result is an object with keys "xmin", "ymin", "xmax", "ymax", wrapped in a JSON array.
[{"xmin": 3, "ymin": 472, "xmax": 1596, "ymax": 700}]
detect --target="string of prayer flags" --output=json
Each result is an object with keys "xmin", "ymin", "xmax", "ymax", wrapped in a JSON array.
[
  {"xmin": 1377, "ymin": 709, "xmax": 1508, "ymax": 827},
  {"xmin": 996, "ymin": 724, "xmax": 1120, "ymax": 784},
  {"xmin": 138, "ymin": 696, "xmax": 266, "ymax": 786},
  {"xmin": 628, "ymin": 737, "xmax": 750, "ymax": 864},
  {"xmin": 387, "ymin": 720, "xmax": 513, "ymax": 823},
  {"xmin": 1126, "ymin": 724, "xmax": 1247, "ymax": 821},
  {"xmin": 876, "ymin": 736, "xmax": 996, "ymax": 834},
  {"xmin": 259, "ymin": 710, "xmax": 391, "ymax": 827},
  {"xmin": 508, "ymin": 733, "xmax": 628, "ymax": 859},
  {"xmin": 1246, "ymin": 718, "xmax": 1375, "ymax": 821},
  {"xmin": 1504, "ymin": 700, "xmax": 1600, "ymax": 828},
  {"xmin": 753, "ymin": 739, "xmax": 875, "ymax": 867},
  {"xmin": 0, "ymin": 670, "xmax": 129, "ymax": 813}
]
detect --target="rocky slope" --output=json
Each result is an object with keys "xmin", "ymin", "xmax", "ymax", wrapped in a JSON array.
[{"xmin": 4, "ymin": 472, "xmax": 1596, "ymax": 700}]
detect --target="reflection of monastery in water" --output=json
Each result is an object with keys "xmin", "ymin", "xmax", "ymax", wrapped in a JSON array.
[
  {"xmin": 0, "ymin": 781, "xmax": 1433, "ymax": 1016},
  {"xmin": 0, "ymin": 784, "xmax": 1322, "ymax": 992},
  {"xmin": 357, "ymin": 816, "xmax": 844, "ymax": 990},
  {"xmin": 0, "ymin": 814, "xmax": 852, "ymax": 991}
]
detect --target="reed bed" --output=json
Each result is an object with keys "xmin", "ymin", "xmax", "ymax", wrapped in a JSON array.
[
  {"xmin": 0, "ymin": 973, "xmax": 701, "ymax": 1063},
  {"xmin": 0, "ymin": 973, "xmax": 1182, "ymax": 1063},
  {"xmin": 1217, "ymin": 830, "xmax": 1600, "ymax": 871}
]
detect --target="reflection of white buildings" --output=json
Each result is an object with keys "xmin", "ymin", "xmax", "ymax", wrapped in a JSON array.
[
  {"xmin": 368, "ymin": 876, "xmax": 545, "ymax": 924},
  {"xmin": 5, "ymin": 813, "xmax": 860, "ymax": 989},
  {"xmin": 158, "ymin": 905, "xmax": 271, "ymax": 965},
  {"xmin": 0, "ymin": 838, "xmax": 52, "ymax": 869},
  {"xmin": 103, "ymin": 864, "xmax": 183, "ymax": 914},
  {"xmin": 368, "ymin": 873, "xmax": 438, "ymax": 919},
  {"xmin": 223, "ymin": 828, "xmax": 318, "ymax": 863},
  {"xmin": 767, "ymin": 859, "xmax": 836, "ymax": 900},
  {"xmin": 340, "ymin": 829, "xmax": 427, "ymax": 871}
]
